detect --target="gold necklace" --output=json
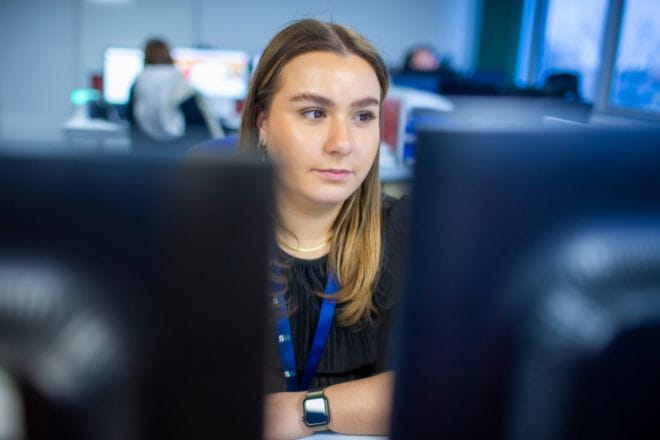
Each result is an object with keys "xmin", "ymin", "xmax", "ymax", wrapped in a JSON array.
[{"xmin": 277, "ymin": 239, "xmax": 331, "ymax": 253}]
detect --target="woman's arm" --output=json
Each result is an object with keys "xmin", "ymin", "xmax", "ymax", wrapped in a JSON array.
[{"xmin": 263, "ymin": 371, "xmax": 394, "ymax": 440}]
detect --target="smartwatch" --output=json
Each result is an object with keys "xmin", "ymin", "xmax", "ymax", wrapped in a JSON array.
[{"xmin": 302, "ymin": 389, "xmax": 330, "ymax": 432}]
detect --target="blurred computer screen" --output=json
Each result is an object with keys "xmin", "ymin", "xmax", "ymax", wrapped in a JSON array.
[
  {"xmin": 0, "ymin": 152, "xmax": 272, "ymax": 439},
  {"xmin": 172, "ymin": 48, "xmax": 249, "ymax": 99},
  {"xmin": 103, "ymin": 47, "xmax": 143, "ymax": 105},
  {"xmin": 102, "ymin": 46, "xmax": 250, "ymax": 105},
  {"xmin": 392, "ymin": 126, "xmax": 660, "ymax": 440}
]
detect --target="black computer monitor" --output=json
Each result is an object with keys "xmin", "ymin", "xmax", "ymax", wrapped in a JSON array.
[
  {"xmin": 0, "ymin": 152, "xmax": 272, "ymax": 439},
  {"xmin": 391, "ymin": 127, "xmax": 660, "ymax": 439}
]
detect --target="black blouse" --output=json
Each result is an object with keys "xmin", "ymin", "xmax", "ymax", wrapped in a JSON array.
[{"xmin": 263, "ymin": 195, "xmax": 409, "ymax": 393}]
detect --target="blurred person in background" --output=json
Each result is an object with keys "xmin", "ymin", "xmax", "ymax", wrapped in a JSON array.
[
  {"xmin": 127, "ymin": 38, "xmax": 222, "ymax": 148},
  {"xmin": 402, "ymin": 44, "xmax": 441, "ymax": 73}
]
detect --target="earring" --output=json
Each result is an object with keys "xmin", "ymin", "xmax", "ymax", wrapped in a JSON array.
[{"xmin": 258, "ymin": 141, "xmax": 267, "ymax": 161}]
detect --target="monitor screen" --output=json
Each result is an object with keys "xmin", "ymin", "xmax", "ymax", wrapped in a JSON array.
[
  {"xmin": 172, "ymin": 48, "xmax": 249, "ymax": 100},
  {"xmin": 391, "ymin": 126, "xmax": 660, "ymax": 439},
  {"xmin": 103, "ymin": 47, "xmax": 143, "ymax": 105},
  {"xmin": 102, "ymin": 47, "xmax": 250, "ymax": 105},
  {"xmin": 0, "ymin": 152, "xmax": 272, "ymax": 439}
]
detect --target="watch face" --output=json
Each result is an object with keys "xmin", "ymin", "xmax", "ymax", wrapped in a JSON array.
[{"xmin": 303, "ymin": 397, "xmax": 329, "ymax": 426}]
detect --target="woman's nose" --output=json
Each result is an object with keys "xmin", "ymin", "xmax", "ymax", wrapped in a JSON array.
[{"xmin": 324, "ymin": 118, "xmax": 352, "ymax": 155}]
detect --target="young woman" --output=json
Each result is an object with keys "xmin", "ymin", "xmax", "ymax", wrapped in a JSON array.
[{"xmin": 239, "ymin": 19, "xmax": 408, "ymax": 439}]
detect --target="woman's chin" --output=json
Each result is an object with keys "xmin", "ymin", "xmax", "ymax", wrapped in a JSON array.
[{"xmin": 304, "ymin": 189, "xmax": 356, "ymax": 207}]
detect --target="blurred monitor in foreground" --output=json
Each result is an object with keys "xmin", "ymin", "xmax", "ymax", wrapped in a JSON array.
[
  {"xmin": 392, "ymin": 127, "xmax": 660, "ymax": 440},
  {"xmin": 103, "ymin": 47, "xmax": 250, "ymax": 105},
  {"xmin": 0, "ymin": 152, "xmax": 272, "ymax": 439}
]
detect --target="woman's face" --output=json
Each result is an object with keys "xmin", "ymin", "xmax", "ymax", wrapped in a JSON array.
[{"xmin": 258, "ymin": 51, "xmax": 381, "ymax": 209}]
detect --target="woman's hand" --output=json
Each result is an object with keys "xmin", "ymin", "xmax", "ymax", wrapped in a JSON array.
[
  {"xmin": 263, "ymin": 372, "xmax": 394, "ymax": 439},
  {"xmin": 263, "ymin": 391, "xmax": 312, "ymax": 440}
]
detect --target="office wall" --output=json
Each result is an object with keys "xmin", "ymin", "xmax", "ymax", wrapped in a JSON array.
[
  {"xmin": 78, "ymin": 0, "xmax": 197, "ymax": 86},
  {"xmin": 0, "ymin": 0, "xmax": 198, "ymax": 143},
  {"xmin": 431, "ymin": 0, "xmax": 482, "ymax": 71},
  {"xmin": 199, "ymin": 0, "xmax": 481, "ymax": 70},
  {"xmin": 0, "ymin": 0, "xmax": 77, "ymax": 142},
  {"xmin": 0, "ymin": 0, "xmax": 480, "ymax": 143}
]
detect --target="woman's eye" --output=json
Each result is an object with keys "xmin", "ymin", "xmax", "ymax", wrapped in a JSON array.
[
  {"xmin": 356, "ymin": 112, "xmax": 375, "ymax": 122},
  {"xmin": 302, "ymin": 109, "xmax": 325, "ymax": 120}
]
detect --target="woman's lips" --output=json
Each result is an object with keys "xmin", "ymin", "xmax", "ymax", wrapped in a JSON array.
[{"xmin": 314, "ymin": 168, "xmax": 352, "ymax": 181}]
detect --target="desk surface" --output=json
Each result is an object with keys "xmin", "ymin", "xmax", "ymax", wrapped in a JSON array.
[{"xmin": 62, "ymin": 117, "xmax": 128, "ymax": 134}]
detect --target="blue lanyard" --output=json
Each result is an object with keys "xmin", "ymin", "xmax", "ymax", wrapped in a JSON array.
[{"xmin": 272, "ymin": 264, "xmax": 339, "ymax": 392}]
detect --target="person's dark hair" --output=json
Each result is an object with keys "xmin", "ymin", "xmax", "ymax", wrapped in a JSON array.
[
  {"xmin": 239, "ymin": 19, "xmax": 389, "ymax": 326},
  {"xmin": 144, "ymin": 38, "xmax": 173, "ymax": 65}
]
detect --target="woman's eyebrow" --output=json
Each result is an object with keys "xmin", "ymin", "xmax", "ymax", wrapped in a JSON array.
[
  {"xmin": 289, "ymin": 93, "xmax": 380, "ymax": 108},
  {"xmin": 289, "ymin": 93, "xmax": 334, "ymax": 107},
  {"xmin": 351, "ymin": 97, "xmax": 380, "ymax": 108}
]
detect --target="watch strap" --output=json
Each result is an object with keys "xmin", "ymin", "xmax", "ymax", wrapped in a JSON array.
[{"xmin": 306, "ymin": 389, "xmax": 325, "ymax": 399}]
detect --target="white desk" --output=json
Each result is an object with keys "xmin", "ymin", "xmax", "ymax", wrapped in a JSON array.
[{"xmin": 62, "ymin": 117, "xmax": 129, "ymax": 149}]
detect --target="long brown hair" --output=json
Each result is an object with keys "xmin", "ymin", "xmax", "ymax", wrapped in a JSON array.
[{"xmin": 240, "ymin": 19, "xmax": 389, "ymax": 326}]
